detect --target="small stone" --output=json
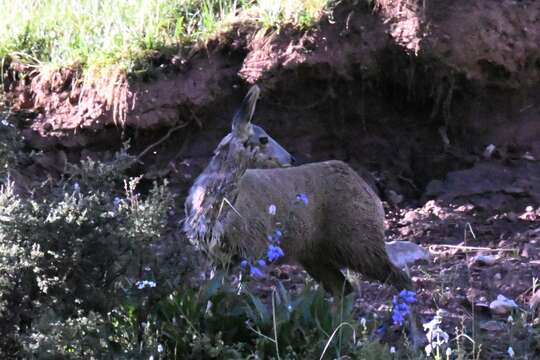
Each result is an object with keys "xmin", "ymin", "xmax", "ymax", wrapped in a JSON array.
[
  {"xmin": 490, "ymin": 295, "xmax": 518, "ymax": 315},
  {"xmin": 385, "ymin": 241, "xmax": 431, "ymax": 268},
  {"xmin": 479, "ymin": 320, "xmax": 506, "ymax": 332},
  {"xmin": 471, "ymin": 254, "xmax": 497, "ymax": 266},
  {"xmin": 521, "ymin": 244, "xmax": 531, "ymax": 258},
  {"xmin": 494, "ymin": 273, "xmax": 502, "ymax": 280},
  {"xmin": 483, "ymin": 144, "xmax": 496, "ymax": 159},
  {"xmin": 402, "ymin": 210, "xmax": 419, "ymax": 224},
  {"xmin": 455, "ymin": 204, "xmax": 474, "ymax": 212}
]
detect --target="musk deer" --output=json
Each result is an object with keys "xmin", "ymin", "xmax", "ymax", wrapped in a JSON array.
[{"xmin": 183, "ymin": 85, "xmax": 412, "ymax": 298}]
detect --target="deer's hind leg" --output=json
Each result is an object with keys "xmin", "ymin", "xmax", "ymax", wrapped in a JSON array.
[
  {"xmin": 301, "ymin": 261, "xmax": 353, "ymax": 298},
  {"xmin": 348, "ymin": 247, "xmax": 413, "ymax": 291}
]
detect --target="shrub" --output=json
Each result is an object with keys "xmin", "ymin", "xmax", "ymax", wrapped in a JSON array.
[
  {"xmin": 105, "ymin": 272, "xmax": 390, "ymax": 359},
  {"xmin": 0, "ymin": 146, "xmax": 177, "ymax": 357}
]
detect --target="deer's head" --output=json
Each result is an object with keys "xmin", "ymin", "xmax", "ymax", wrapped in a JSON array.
[{"xmin": 229, "ymin": 85, "xmax": 294, "ymax": 168}]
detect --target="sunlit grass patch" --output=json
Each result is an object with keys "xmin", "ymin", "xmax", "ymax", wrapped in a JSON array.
[{"xmin": 0, "ymin": 0, "xmax": 333, "ymax": 73}]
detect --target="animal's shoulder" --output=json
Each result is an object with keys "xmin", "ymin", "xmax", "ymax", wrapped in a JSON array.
[
  {"xmin": 239, "ymin": 168, "xmax": 276, "ymax": 188},
  {"xmin": 305, "ymin": 160, "xmax": 351, "ymax": 172},
  {"xmin": 242, "ymin": 161, "xmax": 355, "ymax": 182},
  {"xmin": 297, "ymin": 160, "xmax": 357, "ymax": 178}
]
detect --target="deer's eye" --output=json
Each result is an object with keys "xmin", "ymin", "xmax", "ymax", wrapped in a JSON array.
[{"xmin": 259, "ymin": 136, "xmax": 269, "ymax": 145}]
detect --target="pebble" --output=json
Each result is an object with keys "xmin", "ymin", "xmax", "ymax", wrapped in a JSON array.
[
  {"xmin": 385, "ymin": 241, "xmax": 431, "ymax": 268},
  {"xmin": 489, "ymin": 294, "xmax": 518, "ymax": 315},
  {"xmin": 471, "ymin": 254, "xmax": 498, "ymax": 266},
  {"xmin": 402, "ymin": 210, "xmax": 419, "ymax": 224},
  {"xmin": 521, "ymin": 243, "xmax": 531, "ymax": 258}
]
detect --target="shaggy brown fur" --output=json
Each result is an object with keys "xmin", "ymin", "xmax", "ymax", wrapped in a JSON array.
[
  {"xmin": 184, "ymin": 85, "xmax": 412, "ymax": 297},
  {"xmin": 222, "ymin": 160, "xmax": 413, "ymax": 296}
]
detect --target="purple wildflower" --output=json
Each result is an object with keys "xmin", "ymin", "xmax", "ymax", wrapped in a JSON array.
[
  {"xmin": 399, "ymin": 290, "xmax": 417, "ymax": 304},
  {"xmin": 250, "ymin": 266, "xmax": 265, "ymax": 279},
  {"xmin": 267, "ymin": 229, "xmax": 283, "ymax": 243},
  {"xmin": 296, "ymin": 193, "xmax": 309, "ymax": 205},
  {"xmin": 267, "ymin": 245, "xmax": 284, "ymax": 262},
  {"xmin": 257, "ymin": 259, "xmax": 267, "ymax": 267},
  {"xmin": 392, "ymin": 309, "xmax": 405, "ymax": 326},
  {"xmin": 396, "ymin": 302, "xmax": 409, "ymax": 313},
  {"xmin": 391, "ymin": 290, "xmax": 416, "ymax": 326},
  {"xmin": 135, "ymin": 280, "xmax": 157, "ymax": 289},
  {"xmin": 240, "ymin": 260, "xmax": 248, "ymax": 269}
]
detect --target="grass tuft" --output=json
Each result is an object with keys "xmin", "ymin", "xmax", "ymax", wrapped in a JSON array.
[{"xmin": 0, "ymin": 0, "xmax": 332, "ymax": 73}]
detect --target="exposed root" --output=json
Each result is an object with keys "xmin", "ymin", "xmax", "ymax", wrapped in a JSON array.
[
  {"xmin": 79, "ymin": 66, "xmax": 131, "ymax": 127},
  {"xmin": 428, "ymin": 244, "xmax": 519, "ymax": 254},
  {"xmin": 12, "ymin": 62, "xmax": 132, "ymax": 129},
  {"xmin": 135, "ymin": 122, "xmax": 191, "ymax": 164}
]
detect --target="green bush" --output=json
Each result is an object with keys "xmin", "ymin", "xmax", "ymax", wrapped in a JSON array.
[
  {"xmin": 105, "ymin": 272, "xmax": 393, "ymax": 359},
  {"xmin": 0, "ymin": 144, "xmax": 179, "ymax": 357}
]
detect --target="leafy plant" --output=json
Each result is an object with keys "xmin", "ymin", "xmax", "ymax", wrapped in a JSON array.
[{"xmin": 0, "ymin": 146, "xmax": 177, "ymax": 357}]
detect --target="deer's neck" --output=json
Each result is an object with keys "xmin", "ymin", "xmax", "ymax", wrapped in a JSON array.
[{"xmin": 183, "ymin": 137, "xmax": 250, "ymax": 250}]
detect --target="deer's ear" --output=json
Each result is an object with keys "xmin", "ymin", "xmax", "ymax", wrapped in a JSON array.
[{"xmin": 232, "ymin": 85, "xmax": 260, "ymax": 139}]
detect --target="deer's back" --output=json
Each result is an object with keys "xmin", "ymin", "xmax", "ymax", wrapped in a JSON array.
[{"xmin": 223, "ymin": 160, "xmax": 385, "ymax": 259}]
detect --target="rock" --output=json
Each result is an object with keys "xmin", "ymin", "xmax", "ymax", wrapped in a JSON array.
[
  {"xmin": 479, "ymin": 320, "xmax": 506, "ymax": 332},
  {"xmin": 385, "ymin": 241, "xmax": 431, "ymax": 268},
  {"xmin": 521, "ymin": 243, "xmax": 532, "ymax": 258},
  {"xmin": 471, "ymin": 254, "xmax": 498, "ymax": 266},
  {"xmin": 483, "ymin": 144, "xmax": 496, "ymax": 159},
  {"xmin": 489, "ymin": 294, "xmax": 518, "ymax": 315},
  {"xmin": 522, "ymin": 152, "xmax": 536, "ymax": 161},
  {"xmin": 401, "ymin": 210, "xmax": 419, "ymax": 224}
]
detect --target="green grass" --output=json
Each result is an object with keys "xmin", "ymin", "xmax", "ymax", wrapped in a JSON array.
[{"xmin": 0, "ymin": 0, "xmax": 331, "ymax": 73}]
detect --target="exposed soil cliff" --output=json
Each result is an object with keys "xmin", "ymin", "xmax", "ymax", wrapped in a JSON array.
[{"xmin": 4, "ymin": 1, "xmax": 540, "ymax": 205}]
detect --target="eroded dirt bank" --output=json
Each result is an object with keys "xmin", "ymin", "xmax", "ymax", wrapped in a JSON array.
[
  {"xmin": 2, "ymin": 1, "xmax": 540, "ymax": 357},
  {"xmin": 4, "ymin": 0, "xmax": 540, "ymax": 203}
]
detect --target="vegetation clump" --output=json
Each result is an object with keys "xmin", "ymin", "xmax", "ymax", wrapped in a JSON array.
[{"xmin": 0, "ymin": 0, "xmax": 332, "ymax": 73}]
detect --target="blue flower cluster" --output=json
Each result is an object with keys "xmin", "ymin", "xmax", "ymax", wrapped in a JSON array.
[
  {"xmin": 241, "ymin": 202, "xmax": 290, "ymax": 279},
  {"xmin": 267, "ymin": 244, "xmax": 284, "ymax": 262},
  {"xmin": 391, "ymin": 290, "xmax": 417, "ymax": 326},
  {"xmin": 296, "ymin": 193, "xmax": 309, "ymax": 205},
  {"xmin": 240, "ymin": 193, "xmax": 310, "ymax": 279}
]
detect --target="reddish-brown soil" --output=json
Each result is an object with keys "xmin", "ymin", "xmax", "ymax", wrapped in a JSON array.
[{"xmin": 2, "ymin": 0, "xmax": 540, "ymax": 358}]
